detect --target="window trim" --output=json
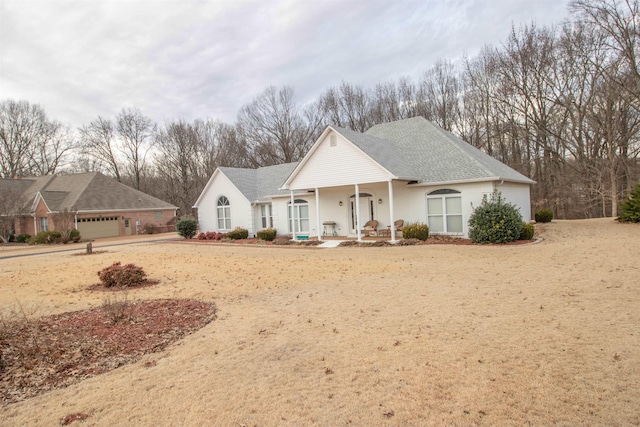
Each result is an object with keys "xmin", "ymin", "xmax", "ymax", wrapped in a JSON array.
[
  {"xmin": 217, "ymin": 196, "xmax": 231, "ymax": 230},
  {"xmin": 426, "ymin": 190, "xmax": 463, "ymax": 234},
  {"xmin": 288, "ymin": 199, "xmax": 309, "ymax": 234}
]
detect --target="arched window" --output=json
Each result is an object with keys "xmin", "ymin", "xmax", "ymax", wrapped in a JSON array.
[
  {"xmin": 217, "ymin": 196, "xmax": 231, "ymax": 230},
  {"xmin": 288, "ymin": 199, "xmax": 309, "ymax": 233},
  {"xmin": 426, "ymin": 189, "xmax": 462, "ymax": 233}
]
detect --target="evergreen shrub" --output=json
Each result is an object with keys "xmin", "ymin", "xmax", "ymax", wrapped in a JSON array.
[
  {"xmin": 226, "ymin": 227, "xmax": 249, "ymax": 240},
  {"xmin": 617, "ymin": 183, "xmax": 640, "ymax": 223},
  {"xmin": 175, "ymin": 216, "xmax": 198, "ymax": 239},
  {"xmin": 16, "ymin": 234, "xmax": 31, "ymax": 243},
  {"xmin": 401, "ymin": 223, "xmax": 429, "ymax": 241},
  {"xmin": 519, "ymin": 223, "xmax": 535, "ymax": 240},
  {"xmin": 256, "ymin": 228, "xmax": 277, "ymax": 241},
  {"xmin": 468, "ymin": 191, "xmax": 523, "ymax": 244},
  {"xmin": 535, "ymin": 209, "xmax": 553, "ymax": 223}
]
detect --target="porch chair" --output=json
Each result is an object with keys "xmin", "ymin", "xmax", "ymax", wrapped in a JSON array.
[
  {"xmin": 386, "ymin": 219, "xmax": 404, "ymax": 237},
  {"xmin": 362, "ymin": 219, "xmax": 378, "ymax": 237}
]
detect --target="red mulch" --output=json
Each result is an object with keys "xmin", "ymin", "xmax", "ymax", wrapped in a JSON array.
[
  {"xmin": 0, "ymin": 299, "xmax": 216, "ymax": 404},
  {"xmin": 87, "ymin": 279, "xmax": 160, "ymax": 292}
]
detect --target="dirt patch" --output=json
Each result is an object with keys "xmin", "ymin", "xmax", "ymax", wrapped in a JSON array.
[{"xmin": 0, "ymin": 299, "xmax": 216, "ymax": 404}]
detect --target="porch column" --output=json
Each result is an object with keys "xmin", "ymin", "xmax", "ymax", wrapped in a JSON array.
[
  {"xmin": 388, "ymin": 180, "xmax": 396, "ymax": 242},
  {"xmin": 290, "ymin": 190, "xmax": 297, "ymax": 241},
  {"xmin": 355, "ymin": 184, "xmax": 362, "ymax": 242},
  {"xmin": 315, "ymin": 188, "xmax": 322, "ymax": 241}
]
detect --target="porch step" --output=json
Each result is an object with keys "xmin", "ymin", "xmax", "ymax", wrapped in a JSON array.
[{"xmin": 317, "ymin": 240, "xmax": 346, "ymax": 248}]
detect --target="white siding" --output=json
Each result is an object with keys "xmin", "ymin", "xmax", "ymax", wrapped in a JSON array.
[
  {"xmin": 288, "ymin": 131, "xmax": 393, "ymax": 190},
  {"xmin": 195, "ymin": 171, "xmax": 252, "ymax": 233},
  {"xmin": 496, "ymin": 182, "xmax": 532, "ymax": 222}
]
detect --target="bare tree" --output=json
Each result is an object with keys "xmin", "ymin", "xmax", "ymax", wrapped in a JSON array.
[
  {"xmin": 0, "ymin": 99, "xmax": 73, "ymax": 178},
  {"xmin": 237, "ymin": 86, "xmax": 318, "ymax": 166},
  {"xmin": 78, "ymin": 116, "xmax": 122, "ymax": 181},
  {"xmin": 0, "ymin": 186, "xmax": 24, "ymax": 243},
  {"xmin": 420, "ymin": 59, "xmax": 462, "ymax": 132},
  {"xmin": 570, "ymin": 0, "xmax": 640, "ymax": 103},
  {"xmin": 117, "ymin": 107, "xmax": 155, "ymax": 190}
]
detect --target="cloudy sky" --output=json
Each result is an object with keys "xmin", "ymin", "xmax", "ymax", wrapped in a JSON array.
[{"xmin": 1, "ymin": 0, "xmax": 570, "ymax": 129}]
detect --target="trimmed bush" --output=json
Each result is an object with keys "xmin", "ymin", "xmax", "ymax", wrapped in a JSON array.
[
  {"xmin": 535, "ymin": 208, "xmax": 553, "ymax": 223},
  {"xmin": 15, "ymin": 234, "xmax": 31, "ymax": 243},
  {"xmin": 401, "ymin": 223, "xmax": 429, "ymax": 241},
  {"xmin": 69, "ymin": 229, "xmax": 81, "ymax": 242},
  {"xmin": 617, "ymin": 182, "xmax": 640, "ymax": 223},
  {"xmin": 175, "ymin": 216, "xmax": 198, "ymax": 239},
  {"xmin": 226, "ymin": 227, "xmax": 249, "ymax": 240},
  {"xmin": 256, "ymin": 228, "xmax": 277, "ymax": 241},
  {"xmin": 519, "ymin": 222, "xmax": 535, "ymax": 240},
  {"xmin": 29, "ymin": 231, "xmax": 51, "ymax": 245},
  {"xmin": 468, "ymin": 191, "xmax": 523, "ymax": 244},
  {"xmin": 97, "ymin": 262, "xmax": 147, "ymax": 288}
]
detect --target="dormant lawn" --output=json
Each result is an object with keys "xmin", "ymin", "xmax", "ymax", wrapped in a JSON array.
[{"xmin": 0, "ymin": 218, "xmax": 638, "ymax": 426}]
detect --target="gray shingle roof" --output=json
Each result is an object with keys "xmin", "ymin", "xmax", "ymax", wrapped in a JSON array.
[
  {"xmin": 0, "ymin": 172, "xmax": 176, "ymax": 214},
  {"xmin": 364, "ymin": 117, "xmax": 535, "ymax": 184},
  {"xmin": 220, "ymin": 163, "xmax": 299, "ymax": 203},
  {"xmin": 332, "ymin": 126, "xmax": 420, "ymax": 180}
]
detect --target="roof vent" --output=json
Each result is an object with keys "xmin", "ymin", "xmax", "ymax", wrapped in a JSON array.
[{"xmin": 330, "ymin": 134, "xmax": 337, "ymax": 147}]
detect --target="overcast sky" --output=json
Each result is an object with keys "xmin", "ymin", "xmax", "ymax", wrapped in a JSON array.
[{"xmin": 1, "ymin": 0, "xmax": 571, "ymax": 129}]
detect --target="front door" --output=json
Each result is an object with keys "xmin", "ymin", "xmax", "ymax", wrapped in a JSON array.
[
  {"xmin": 124, "ymin": 218, "xmax": 132, "ymax": 236},
  {"xmin": 349, "ymin": 193, "xmax": 374, "ymax": 234}
]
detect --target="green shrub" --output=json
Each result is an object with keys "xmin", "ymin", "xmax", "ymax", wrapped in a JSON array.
[
  {"xmin": 401, "ymin": 223, "xmax": 429, "ymax": 241},
  {"xmin": 15, "ymin": 234, "xmax": 31, "ymax": 243},
  {"xmin": 468, "ymin": 191, "xmax": 523, "ymax": 244},
  {"xmin": 226, "ymin": 227, "xmax": 249, "ymax": 240},
  {"xmin": 256, "ymin": 228, "xmax": 277, "ymax": 241},
  {"xmin": 535, "ymin": 208, "xmax": 553, "ymax": 223},
  {"xmin": 69, "ymin": 229, "xmax": 81, "ymax": 242},
  {"xmin": 47, "ymin": 231, "xmax": 62, "ymax": 243},
  {"xmin": 29, "ymin": 231, "xmax": 51, "ymax": 245},
  {"xmin": 519, "ymin": 222, "xmax": 535, "ymax": 240},
  {"xmin": 97, "ymin": 262, "xmax": 147, "ymax": 288},
  {"xmin": 617, "ymin": 182, "xmax": 640, "ymax": 223},
  {"xmin": 175, "ymin": 216, "xmax": 198, "ymax": 239}
]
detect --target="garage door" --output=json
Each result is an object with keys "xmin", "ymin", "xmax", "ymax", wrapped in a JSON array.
[{"xmin": 77, "ymin": 217, "xmax": 120, "ymax": 239}]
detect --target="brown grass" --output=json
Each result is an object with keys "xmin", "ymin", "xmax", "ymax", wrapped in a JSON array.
[{"xmin": 0, "ymin": 218, "xmax": 639, "ymax": 425}]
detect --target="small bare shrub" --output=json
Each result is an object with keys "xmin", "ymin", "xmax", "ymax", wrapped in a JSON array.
[{"xmin": 102, "ymin": 293, "xmax": 131, "ymax": 324}]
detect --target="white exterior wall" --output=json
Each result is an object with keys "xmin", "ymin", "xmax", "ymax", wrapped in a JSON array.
[
  {"xmin": 195, "ymin": 172, "xmax": 252, "ymax": 234},
  {"xmin": 271, "ymin": 194, "xmax": 318, "ymax": 237},
  {"xmin": 389, "ymin": 181, "xmax": 493, "ymax": 237},
  {"xmin": 495, "ymin": 182, "xmax": 533, "ymax": 222},
  {"xmin": 288, "ymin": 131, "xmax": 392, "ymax": 190}
]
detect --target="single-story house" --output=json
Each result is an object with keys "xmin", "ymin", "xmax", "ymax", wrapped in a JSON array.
[
  {"xmin": 0, "ymin": 172, "xmax": 178, "ymax": 239},
  {"xmin": 193, "ymin": 117, "xmax": 535, "ymax": 240}
]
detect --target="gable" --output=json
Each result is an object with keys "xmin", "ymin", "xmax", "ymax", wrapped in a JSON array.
[
  {"xmin": 287, "ymin": 129, "xmax": 393, "ymax": 190},
  {"xmin": 194, "ymin": 169, "xmax": 251, "ymax": 208}
]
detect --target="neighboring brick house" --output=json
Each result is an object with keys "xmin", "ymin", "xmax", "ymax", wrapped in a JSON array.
[{"xmin": 0, "ymin": 172, "xmax": 178, "ymax": 239}]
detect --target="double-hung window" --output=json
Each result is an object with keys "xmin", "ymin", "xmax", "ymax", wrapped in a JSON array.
[{"xmin": 426, "ymin": 189, "xmax": 463, "ymax": 233}]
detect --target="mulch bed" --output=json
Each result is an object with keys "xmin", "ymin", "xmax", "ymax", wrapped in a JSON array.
[
  {"xmin": 0, "ymin": 299, "xmax": 216, "ymax": 404},
  {"xmin": 87, "ymin": 280, "xmax": 160, "ymax": 292}
]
